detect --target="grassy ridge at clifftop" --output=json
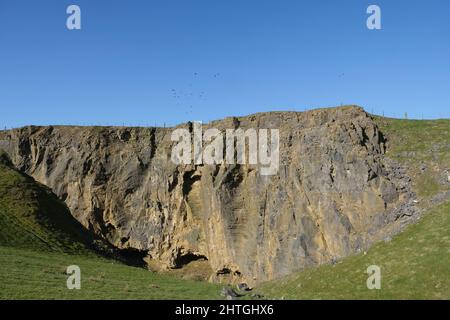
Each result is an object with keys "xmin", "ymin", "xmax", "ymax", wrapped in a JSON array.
[{"xmin": 375, "ymin": 117, "xmax": 450, "ymax": 201}]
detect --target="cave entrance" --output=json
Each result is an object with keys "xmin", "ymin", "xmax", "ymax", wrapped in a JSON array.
[{"xmin": 173, "ymin": 252, "xmax": 208, "ymax": 269}]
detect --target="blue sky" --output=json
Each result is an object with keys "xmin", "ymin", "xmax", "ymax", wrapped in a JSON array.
[{"xmin": 0, "ymin": 0, "xmax": 449, "ymax": 128}]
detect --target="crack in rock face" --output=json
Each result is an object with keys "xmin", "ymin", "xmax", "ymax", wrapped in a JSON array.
[{"xmin": 0, "ymin": 106, "xmax": 417, "ymax": 285}]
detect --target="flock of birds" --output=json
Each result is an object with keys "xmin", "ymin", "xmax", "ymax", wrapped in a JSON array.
[
  {"xmin": 169, "ymin": 71, "xmax": 346, "ymax": 119},
  {"xmin": 170, "ymin": 72, "xmax": 221, "ymax": 116}
]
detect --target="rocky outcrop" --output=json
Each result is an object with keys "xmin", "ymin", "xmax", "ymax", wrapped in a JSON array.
[{"xmin": 0, "ymin": 106, "xmax": 416, "ymax": 285}]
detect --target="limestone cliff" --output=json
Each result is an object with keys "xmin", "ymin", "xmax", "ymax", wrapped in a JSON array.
[{"xmin": 0, "ymin": 106, "xmax": 416, "ymax": 285}]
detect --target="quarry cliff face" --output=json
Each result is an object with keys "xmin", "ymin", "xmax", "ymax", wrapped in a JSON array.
[{"xmin": 0, "ymin": 106, "xmax": 415, "ymax": 284}]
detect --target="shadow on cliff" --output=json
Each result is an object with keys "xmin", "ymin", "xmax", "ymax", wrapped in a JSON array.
[{"xmin": 0, "ymin": 149, "xmax": 148, "ymax": 268}]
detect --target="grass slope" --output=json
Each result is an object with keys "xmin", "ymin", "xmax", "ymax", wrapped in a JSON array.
[
  {"xmin": 0, "ymin": 151, "xmax": 221, "ymax": 299},
  {"xmin": 0, "ymin": 246, "xmax": 221, "ymax": 299},
  {"xmin": 374, "ymin": 117, "xmax": 450, "ymax": 202},
  {"xmin": 256, "ymin": 201, "xmax": 450, "ymax": 299},
  {"xmin": 0, "ymin": 151, "xmax": 93, "ymax": 253}
]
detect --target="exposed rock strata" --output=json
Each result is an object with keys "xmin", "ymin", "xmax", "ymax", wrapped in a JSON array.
[{"xmin": 0, "ymin": 106, "xmax": 416, "ymax": 284}]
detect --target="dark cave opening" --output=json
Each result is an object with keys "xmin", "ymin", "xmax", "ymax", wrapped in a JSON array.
[
  {"xmin": 173, "ymin": 252, "xmax": 208, "ymax": 269},
  {"xmin": 116, "ymin": 246, "xmax": 149, "ymax": 268}
]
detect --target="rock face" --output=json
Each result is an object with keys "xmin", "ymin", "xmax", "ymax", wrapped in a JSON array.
[{"xmin": 0, "ymin": 106, "xmax": 414, "ymax": 285}]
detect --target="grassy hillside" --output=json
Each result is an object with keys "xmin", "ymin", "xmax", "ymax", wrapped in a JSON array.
[
  {"xmin": 374, "ymin": 117, "xmax": 450, "ymax": 203},
  {"xmin": 0, "ymin": 151, "xmax": 221, "ymax": 299},
  {"xmin": 256, "ymin": 200, "xmax": 450, "ymax": 300},
  {"xmin": 0, "ymin": 246, "xmax": 221, "ymax": 299},
  {"xmin": 0, "ymin": 150, "xmax": 92, "ymax": 253}
]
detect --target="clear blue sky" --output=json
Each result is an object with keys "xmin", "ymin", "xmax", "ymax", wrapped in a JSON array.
[{"xmin": 0, "ymin": 0, "xmax": 449, "ymax": 128}]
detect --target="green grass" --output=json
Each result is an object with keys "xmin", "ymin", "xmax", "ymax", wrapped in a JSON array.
[
  {"xmin": 375, "ymin": 117, "xmax": 450, "ymax": 161},
  {"xmin": 0, "ymin": 157, "xmax": 92, "ymax": 253},
  {"xmin": 0, "ymin": 246, "xmax": 221, "ymax": 300},
  {"xmin": 0, "ymin": 155, "xmax": 222, "ymax": 300},
  {"xmin": 415, "ymin": 174, "xmax": 442, "ymax": 199},
  {"xmin": 374, "ymin": 117, "xmax": 450, "ymax": 202},
  {"xmin": 256, "ymin": 201, "xmax": 450, "ymax": 300},
  {"xmin": 375, "ymin": 117, "xmax": 450, "ymax": 165}
]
